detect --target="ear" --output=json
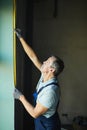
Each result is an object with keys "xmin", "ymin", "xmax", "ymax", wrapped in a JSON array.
[{"xmin": 50, "ymin": 67, "xmax": 55, "ymax": 73}]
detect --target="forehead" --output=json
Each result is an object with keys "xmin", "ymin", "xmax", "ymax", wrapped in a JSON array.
[{"xmin": 47, "ymin": 56, "xmax": 56, "ymax": 62}]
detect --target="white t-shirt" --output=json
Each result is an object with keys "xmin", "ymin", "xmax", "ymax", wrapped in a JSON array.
[{"xmin": 36, "ymin": 76, "xmax": 60, "ymax": 118}]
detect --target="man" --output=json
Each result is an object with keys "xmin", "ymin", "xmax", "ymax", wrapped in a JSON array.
[{"xmin": 13, "ymin": 29, "xmax": 64, "ymax": 130}]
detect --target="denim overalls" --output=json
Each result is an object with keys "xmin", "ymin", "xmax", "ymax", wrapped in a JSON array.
[{"xmin": 33, "ymin": 82, "xmax": 61, "ymax": 130}]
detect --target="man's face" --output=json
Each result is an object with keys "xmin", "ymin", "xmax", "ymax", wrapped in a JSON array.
[{"xmin": 40, "ymin": 56, "xmax": 56, "ymax": 73}]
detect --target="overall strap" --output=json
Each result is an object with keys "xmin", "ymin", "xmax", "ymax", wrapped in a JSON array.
[{"xmin": 37, "ymin": 82, "xmax": 58, "ymax": 95}]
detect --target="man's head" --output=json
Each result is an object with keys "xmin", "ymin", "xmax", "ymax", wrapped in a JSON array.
[
  {"xmin": 50, "ymin": 56, "xmax": 64, "ymax": 76},
  {"xmin": 41, "ymin": 56, "xmax": 64, "ymax": 76}
]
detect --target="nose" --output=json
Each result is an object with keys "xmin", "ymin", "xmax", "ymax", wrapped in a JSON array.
[
  {"xmin": 43, "ymin": 61, "xmax": 45, "ymax": 64},
  {"xmin": 43, "ymin": 60, "xmax": 45, "ymax": 63}
]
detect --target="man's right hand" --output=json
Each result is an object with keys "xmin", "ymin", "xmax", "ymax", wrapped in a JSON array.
[
  {"xmin": 13, "ymin": 88, "xmax": 23, "ymax": 100},
  {"xmin": 14, "ymin": 28, "xmax": 22, "ymax": 39}
]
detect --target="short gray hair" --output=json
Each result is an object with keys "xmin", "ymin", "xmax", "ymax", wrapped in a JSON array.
[{"xmin": 51, "ymin": 56, "xmax": 64, "ymax": 76}]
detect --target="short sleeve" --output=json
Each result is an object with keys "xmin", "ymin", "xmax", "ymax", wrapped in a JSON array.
[{"xmin": 37, "ymin": 86, "xmax": 59, "ymax": 108}]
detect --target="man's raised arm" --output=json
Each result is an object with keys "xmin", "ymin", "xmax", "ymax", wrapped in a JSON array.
[{"xmin": 14, "ymin": 29, "xmax": 42, "ymax": 71}]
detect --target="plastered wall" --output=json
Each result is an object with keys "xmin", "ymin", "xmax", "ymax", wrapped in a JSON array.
[{"xmin": 32, "ymin": 0, "xmax": 87, "ymax": 124}]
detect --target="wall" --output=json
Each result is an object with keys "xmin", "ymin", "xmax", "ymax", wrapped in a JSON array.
[
  {"xmin": 0, "ymin": 0, "xmax": 14, "ymax": 130},
  {"xmin": 32, "ymin": 0, "xmax": 87, "ymax": 124}
]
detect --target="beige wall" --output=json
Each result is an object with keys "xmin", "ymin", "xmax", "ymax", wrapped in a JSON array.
[{"xmin": 32, "ymin": 0, "xmax": 87, "ymax": 124}]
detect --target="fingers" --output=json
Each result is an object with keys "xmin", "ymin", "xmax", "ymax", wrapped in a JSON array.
[
  {"xmin": 13, "ymin": 88, "xmax": 22, "ymax": 99},
  {"xmin": 14, "ymin": 28, "xmax": 22, "ymax": 38}
]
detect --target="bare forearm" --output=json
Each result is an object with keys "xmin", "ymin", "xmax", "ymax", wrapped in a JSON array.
[
  {"xmin": 19, "ymin": 95, "xmax": 37, "ymax": 118},
  {"xmin": 20, "ymin": 38, "xmax": 36, "ymax": 60},
  {"xmin": 19, "ymin": 95, "xmax": 48, "ymax": 118},
  {"xmin": 14, "ymin": 88, "xmax": 48, "ymax": 118},
  {"xmin": 19, "ymin": 37, "xmax": 42, "ymax": 70}
]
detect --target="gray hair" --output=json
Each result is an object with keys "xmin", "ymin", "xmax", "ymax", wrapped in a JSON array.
[{"xmin": 51, "ymin": 56, "xmax": 64, "ymax": 76}]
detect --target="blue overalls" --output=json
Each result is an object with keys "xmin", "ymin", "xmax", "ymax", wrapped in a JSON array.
[{"xmin": 33, "ymin": 82, "xmax": 61, "ymax": 130}]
